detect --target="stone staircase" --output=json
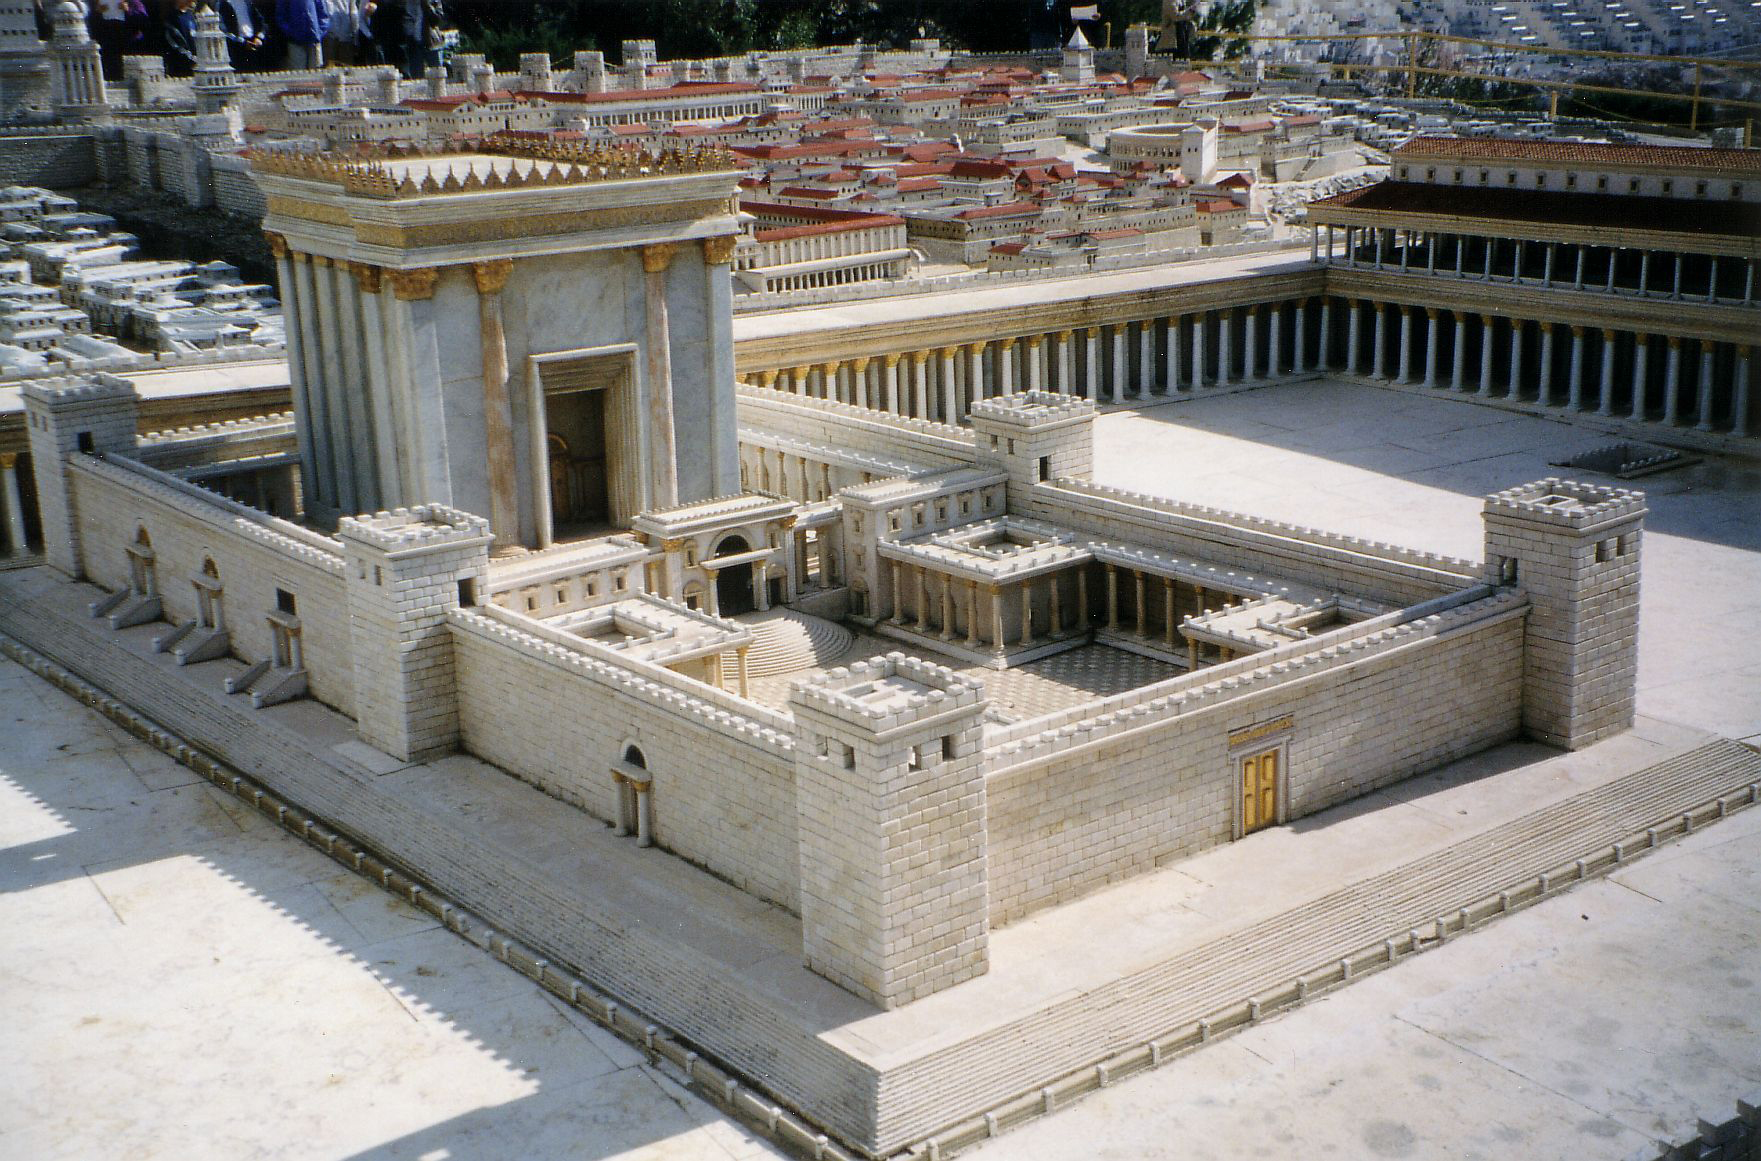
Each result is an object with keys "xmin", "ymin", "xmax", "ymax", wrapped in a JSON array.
[{"xmin": 724, "ymin": 608, "xmax": 854, "ymax": 678}]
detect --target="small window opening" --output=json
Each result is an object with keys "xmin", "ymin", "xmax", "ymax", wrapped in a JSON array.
[
  {"xmin": 275, "ymin": 588, "xmax": 297, "ymax": 615},
  {"xmin": 1037, "ymin": 455, "xmax": 1051, "ymax": 482},
  {"xmin": 457, "ymin": 577, "xmax": 477, "ymax": 607},
  {"xmin": 77, "ymin": 431, "xmax": 95, "ymax": 453}
]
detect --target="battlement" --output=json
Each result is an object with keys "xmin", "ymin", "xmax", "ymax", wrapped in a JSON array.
[
  {"xmin": 1483, "ymin": 477, "xmax": 1647, "ymax": 530},
  {"xmin": 969, "ymin": 390, "xmax": 1096, "ymax": 428},
  {"xmin": 20, "ymin": 371, "xmax": 136, "ymax": 406},
  {"xmin": 338, "ymin": 505, "xmax": 492, "ymax": 554},
  {"xmin": 790, "ymin": 651, "xmax": 986, "ymax": 729}
]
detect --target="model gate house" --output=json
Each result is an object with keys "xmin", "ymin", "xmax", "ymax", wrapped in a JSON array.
[{"xmin": 21, "ymin": 136, "xmax": 1645, "ymax": 1152}]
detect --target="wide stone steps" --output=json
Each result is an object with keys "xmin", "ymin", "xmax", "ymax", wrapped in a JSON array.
[
  {"xmin": 724, "ymin": 608, "xmax": 853, "ymax": 678},
  {"xmin": 896, "ymin": 736, "xmax": 1761, "ymax": 1136}
]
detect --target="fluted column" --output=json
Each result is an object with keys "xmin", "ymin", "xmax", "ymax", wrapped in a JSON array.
[
  {"xmin": 1137, "ymin": 320, "xmax": 1155, "ymax": 396},
  {"xmin": 1055, "ymin": 330, "xmax": 1074, "ymax": 394},
  {"xmin": 642, "ymin": 243, "xmax": 681, "ymax": 509},
  {"xmin": 1293, "ymin": 299, "xmax": 1308, "ymax": 373},
  {"xmin": 1166, "ymin": 316, "xmax": 1182, "ymax": 390},
  {"xmin": 1346, "ymin": 300, "xmax": 1361, "ymax": 375},
  {"xmin": 990, "ymin": 585, "xmax": 1004, "ymax": 648},
  {"xmin": 1027, "ymin": 335, "xmax": 1046, "ymax": 392},
  {"xmin": 1566, "ymin": 325, "xmax": 1586, "ymax": 411},
  {"xmin": 1020, "ymin": 580, "xmax": 1035, "ymax": 646},
  {"xmin": 1217, "ymin": 311, "xmax": 1233, "ymax": 386},
  {"xmin": 1083, "ymin": 327, "xmax": 1101, "ymax": 401},
  {"xmin": 1478, "ymin": 315, "xmax": 1496, "ymax": 397},
  {"xmin": 1538, "ymin": 322, "xmax": 1555, "ymax": 403},
  {"xmin": 966, "ymin": 580, "xmax": 982, "ymax": 648},
  {"xmin": 911, "ymin": 350, "xmax": 930, "ymax": 418},
  {"xmin": 1397, "ymin": 305, "xmax": 1413, "ymax": 383},
  {"xmin": 1109, "ymin": 325, "xmax": 1126, "ymax": 401},
  {"xmin": 1733, "ymin": 346, "xmax": 1752, "ymax": 435},
  {"xmin": 1451, "ymin": 313, "xmax": 1467, "ymax": 391},
  {"xmin": 967, "ymin": 342, "xmax": 986, "ymax": 403},
  {"xmin": 1267, "ymin": 301, "xmax": 1283, "ymax": 378},
  {"xmin": 852, "ymin": 356, "xmax": 872, "ymax": 409},
  {"xmin": 1371, "ymin": 303, "xmax": 1387, "ymax": 380},
  {"xmin": 1508, "ymin": 319, "xmax": 1524, "ymax": 400},
  {"xmin": 1630, "ymin": 336, "xmax": 1649, "ymax": 421},
  {"xmin": 1192, "ymin": 314, "xmax": 1206, "ymax": 388},
  {"xmin": 0, "ymin": 452, "xmax": 27, "ymax": 558},
  {"xmin": 1695, "ymin": 342, "xmax": 1717, "ymax": 432},
  {"xmin": 1243, "ymin": 307, "xmax": 1258, "ymax": 380},
  {"xmin": 997, "ymin": 339, "xmax": 1016, "ymax": 395},
  {"xmin": 1664, "ymin": 337, "xmax": 1683, "ymax": 424},
  {"xmin": 472, "ymin": 259, "xmax": 520, "ymax": 553},
  {"xmin": 883, "ymin": 353, "xmax": 901, "ymax": 414},
  {"xmin": 1423, "ymin": 309, "xmax": 1439, "ymax": 388},
  {"xmin": 939, "ymin": 347, "xmax": 959, "ymax": 420},
  {"xmin": 1317, "ymin": 298, "xmax": 1332, "ymax": 369},
  {"xmin": 1105, "ymin": 564, "xmax": 1118, "ymax": 631},
  {"xmin": 890, "ymin": 561, "xmax": 905, "ymax": 623},
  {"xmin": 1598, "ymin": 330, "xmax": 1617, "ymax": 417}
]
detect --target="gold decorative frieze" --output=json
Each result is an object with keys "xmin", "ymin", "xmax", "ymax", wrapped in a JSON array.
[
  {"xmin": 388, "ymin": 267, "xmax": 439, "ymax": 301},
  {"xmin": 701, "ymin": 234, "xmax": 739, "ymax": 265},
  {"xmin": 347, "ymin": 261, "xmax": 382, "ymax": 294},
  {"xmin": 471, "ymin": 259, "xmax": 514, "ymax": 296}
]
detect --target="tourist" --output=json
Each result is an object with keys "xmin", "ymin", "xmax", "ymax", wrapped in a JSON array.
[
  {"xmin": 322, "ymin": 0, "xmax": 374, "ymax": 65},
  {"xmin": 394, "ymin": 0, "xmax": 444, "ymax": 79},
  {"xmin": 217, "ymin": 0, "xmax": 269, "ymax": 71},
  {"xmin": 162, "ymin": 0, "xmax": 201, "ymax": 77},
  {"xmin": 91, "ymin": 0, "xmax": 151, "ymax": 78},
  {"xmin": 274, "ymin": 0, "xmax": 329, "ymax": 69}
]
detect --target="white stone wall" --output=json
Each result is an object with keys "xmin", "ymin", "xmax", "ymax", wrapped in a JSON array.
[
  {"xmin": 449, "ymin": 609, "xmax": 802, "ymax": 911},
  {"xmin": 65, "ymin": 454, "xmax": 355, "ymax": 715},
  {"xmin": 986, "ymin": 602, "xmax": 1524, "ymax": 924}
]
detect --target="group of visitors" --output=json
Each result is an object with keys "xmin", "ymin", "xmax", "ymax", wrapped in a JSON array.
[{"xmin": 75, "ymin": 0, "xmax": 449, "ymax": 79}]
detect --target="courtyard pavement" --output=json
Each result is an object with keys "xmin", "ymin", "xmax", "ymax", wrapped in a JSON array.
[{"xmin": 3, "ymin": 376, "xmax": 1757, "ymax": 1159}]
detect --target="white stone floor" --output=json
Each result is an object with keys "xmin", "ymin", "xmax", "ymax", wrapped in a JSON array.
[
  {"xmin": 0, "ymin": 655, "xmax": 783, "ymax": 1161},
  {"xmin": 4, "ymin": 376, "xmax": 1758, "ymax": 1159}
]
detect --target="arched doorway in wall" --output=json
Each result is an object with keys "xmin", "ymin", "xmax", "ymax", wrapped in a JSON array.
[{"xmin": 713, "ymin": 534, "xmax": 756, "ymax": 616}]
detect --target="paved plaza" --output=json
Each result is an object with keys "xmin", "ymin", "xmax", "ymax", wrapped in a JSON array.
[{"xmin": 4, "ymin": 376, "xmax": 1758, "ymax": 1159}]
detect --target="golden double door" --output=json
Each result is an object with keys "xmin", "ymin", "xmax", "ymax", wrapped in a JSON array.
[{"xmin": 1240, "ymin": 748, "xmax": 1279, "ymax": 834}]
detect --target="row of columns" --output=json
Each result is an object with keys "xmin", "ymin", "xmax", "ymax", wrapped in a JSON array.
[
  {"xmin": 880, "ymin": 558, "xmax": 1247, "ymax": 662},
  {"xmin": 1318, "ymin": 225, "xmax": 1758, "ymax": 307},
  {"xmin": 0, "ymin": 452, "xmax": 32, "ymax": 561},
  {"xmin": 751, "ymin": 300, "xmax": 1327, "ymax": 424},
  {"xmin": 1332, "ymin": 297, "xmax": 1754, "ymax": 435}
]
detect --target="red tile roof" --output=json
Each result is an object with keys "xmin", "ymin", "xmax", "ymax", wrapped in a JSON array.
[
  {"xmin": 1310, "ymin": 180, "xmax": 1761, "ymax": 238},
  {"xmin": 1394, "ymin": 135, "xmax": 1761, "ymax": 175}
]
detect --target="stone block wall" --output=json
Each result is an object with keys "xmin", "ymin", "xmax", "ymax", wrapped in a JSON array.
[
  {"xmin": 22, "ymin": 375, "xmax": 139, "ymax": 576},
  {"xmin": 1483, "ymin": 478, "xmax": 1645, "ymax": 749},
  {"xmin": 0, "ymin": 131, "xmax": 98, "ymax": 187},
  {"xmin": 340, "ymin": 506, "xmax": 491, "ymax": 763},
  {"xmin": 449, "ymin": 609, "xmax": 803, "ymax": 911},
  {"xmin": 209, "ymin": 152, "xmax": 266, "ymax": 218},
  {"xmin": 63, "ymin": 453, "xmax": 356, "ymax": 715},
  {"xmin": 985, "ymin": 595, "xmax": 1525, "ymax": 924},
  {"xmin": 790, "ymin": 655, "xmax": 991, "ymax": 1007}
]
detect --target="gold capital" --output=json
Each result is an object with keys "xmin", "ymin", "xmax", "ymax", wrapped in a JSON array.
[
  {"xmin": 388, "ymin": 267, "xmax": 439, "ymax": 301},
  {"xmin": 347, "ymin": 261, "xmax": 382, "ymax": 294},
  {"xmin": 966, "ymin": 341, "xmax": 985, "ymax": 355},
  {"xmin": 1425, "ymin": 307, "xmax": 1438, "ymax": 320},
  {"xmin": 1571, "ymin": 324, "xmax": 1585, "ymax": 337},
  {"xmin": 312, "ymin": 254, "xmax": 332, "ymax": 269},
  {"xmin": 701, "ymin": 234, "xmax": 738, "ymax": 265},
  {"xmin": 660, "ymin": 537, "xmax": 688, "ymax": 553},
  {"xmin": 852, "ymin": 356, "xmax": 871, "ymax": 372},
  {"xmin": 0, "ymin": 451, "xmax": 16, "ymax": 471},
  {"xmin": 1668, "ymin": 335, "xmax": 1682, "ymax": 349},
  {"xmin": 883, "ymin": 352, "xmax": 902, "ymax": 368},
  {"xmin": 264, "ymin": 231, "xmax": 288, "ymax": 259},
  {"xmin": 1602, "ymin": 328, "xmax": 1616, "ymax": 341},
  {"xmin": 471, "ymin": 258, "xmax": 513, "ymax": 295},
  {"xmin": 1085, "ymin": 326, "xmax": 1100, "ymax": 338},
  {"xmin": 910, "ymin": 350, "xmax": 930, "ymax": 364},
  {"xmin": 641, "ymin": 243, "xmax": 677, "ymax": 274}
]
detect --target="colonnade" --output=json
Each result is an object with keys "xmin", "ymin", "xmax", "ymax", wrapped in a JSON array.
[
  {"xmin": 1329, "ymin": 297, "xmax": 1754, "ymax": 435},
  {"xmin": 748, "ymin": 299, "xmax": 1323, "ymax": 425},
  {"xmin": 1318, "ymin": 225, "xmax": 1759, "ymax": 307},
  {"xmin": 879, "ymin": 557, "xmax": 1248, "ymax": 663},
  {"xmin": 0, "ymin": 452, "xmax": 33, "ymax": 562}
]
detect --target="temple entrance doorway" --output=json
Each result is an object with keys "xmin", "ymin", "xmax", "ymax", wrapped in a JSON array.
[
  {"xmin": 714, "ymin": 534, "xmax": 757, "ymax": 616},
  {"xmin": 529, "ymin": 345, "xmax": 641, "ymax": 547}
]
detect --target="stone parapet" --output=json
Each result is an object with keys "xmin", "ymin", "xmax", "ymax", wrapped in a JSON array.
[{"xmin": 1482, "ymin": 477, "xmax": 1648, "ymax": 530}]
